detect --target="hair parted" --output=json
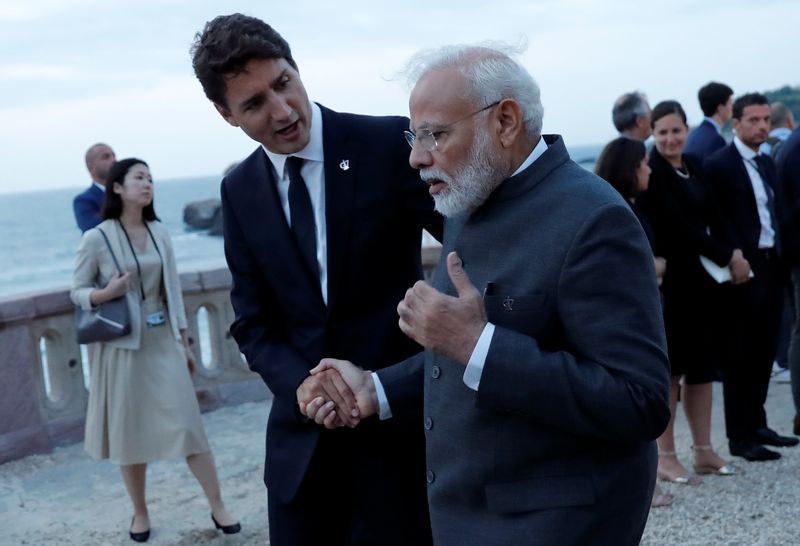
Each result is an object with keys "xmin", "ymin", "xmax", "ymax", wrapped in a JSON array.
[
  {"xmin": 190, "ymin": 13, "xmax": 297, "ymax": 109},
  {"xmin": 102, "ymin": 158, "xmax": 158, "ymax": 222}
]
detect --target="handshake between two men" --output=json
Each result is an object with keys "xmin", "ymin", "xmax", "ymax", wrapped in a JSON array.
[{"xmin": 296, "ymin": 252, "xmax": 486, "ymax": 427}]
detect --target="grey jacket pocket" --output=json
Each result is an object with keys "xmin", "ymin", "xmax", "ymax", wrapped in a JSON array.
[{"xmin": 484, "ymin": 293, "xmax": 548, "ymax": 332}]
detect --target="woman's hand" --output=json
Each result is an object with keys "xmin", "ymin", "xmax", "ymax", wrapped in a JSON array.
[
  {"xmin": 90, "ymin": 272, "xmax": 130, "ymax": 305},
  {"xmin": 185, "ymin": 345, "xmax": 197, "ymax": 375},
  {"xmin": 105, "ymin": 272, "xmax": 131, "ymax": 298}
]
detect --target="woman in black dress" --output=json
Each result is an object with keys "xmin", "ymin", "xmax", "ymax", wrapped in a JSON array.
[{"xmin": 643, "ymin": 101, "xmax": 745, "ymax": 485}]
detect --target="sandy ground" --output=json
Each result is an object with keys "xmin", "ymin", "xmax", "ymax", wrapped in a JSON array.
[{"xmin": 1, "ymin": 381, "xmax": 798, "ymax": 545}]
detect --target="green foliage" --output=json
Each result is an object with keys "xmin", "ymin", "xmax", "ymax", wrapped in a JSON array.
[{"xmin": 765, "ymin": 85, "xmax": 800, "ymax": 123}]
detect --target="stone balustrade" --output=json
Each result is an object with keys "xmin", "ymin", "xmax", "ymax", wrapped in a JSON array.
[{"xmin": 0, "ymin": 245, "xmax": 441, "ymax": 464}]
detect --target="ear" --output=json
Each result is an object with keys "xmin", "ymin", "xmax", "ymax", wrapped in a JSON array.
[
  {"xmin": 495, "ymin": 99, "xmax": 524, "ymax": 148},
  {"xmin": 214, "ymin": 103, "xmax": 239, "ymax": 127},
  {"xmin": 111, "ymin": 181, "xmax": 122, "ymax": 195}
]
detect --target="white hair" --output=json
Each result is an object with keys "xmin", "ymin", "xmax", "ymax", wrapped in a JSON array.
[
  {"xmin": 420, "ymin": 126, "xmax": 503, "ymax": 217},
  {"xmin": 402, "ymin": 42, "xmax": 543, "ymax": 138}
]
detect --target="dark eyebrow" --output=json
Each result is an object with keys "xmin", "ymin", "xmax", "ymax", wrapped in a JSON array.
[
  {"xmin": 239, "ymin": 92, "xmax": 265, "ymax": 111},
  {"xmin": 271, "ymin": 69, "xmax": 290, "ymax": 89}
]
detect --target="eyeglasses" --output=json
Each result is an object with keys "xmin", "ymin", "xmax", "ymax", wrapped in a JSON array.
[{"xmin": 404, "ymin": 100, "xmax": 500, "ymax": 152}]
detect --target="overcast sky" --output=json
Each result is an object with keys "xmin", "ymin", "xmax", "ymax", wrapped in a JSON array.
[{"xmin": 1, "ymin": 0, "xmax": 797, "ymax": 194}]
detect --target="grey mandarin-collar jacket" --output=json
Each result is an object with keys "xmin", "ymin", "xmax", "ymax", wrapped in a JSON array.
[{"xmin": 378, "ymin": 134, "xmax": 671, "ymax": 546}]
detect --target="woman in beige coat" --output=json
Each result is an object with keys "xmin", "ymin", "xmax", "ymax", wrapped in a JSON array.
[{"xmin": 71, "ymin": 158, "xmax": 240, "ymax": 542}]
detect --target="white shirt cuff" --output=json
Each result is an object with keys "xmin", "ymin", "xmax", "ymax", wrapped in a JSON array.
[
  {"xmin": 463, "ymin": 322, "xmax": 495, "ymax": 391},
  {"xmin": 371, "ymin": 372, "xmax": 392, "ymax": 420}
]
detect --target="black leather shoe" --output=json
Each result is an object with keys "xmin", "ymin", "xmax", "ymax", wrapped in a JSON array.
[
  {"xmin": 129, "ymin": 516, "xmax": 150, "ymax": 543},
  {"xmin": 211, "ymin": 513, "xmax": 241, "ymax": 535},
  {"xmin": 754, "ymin": 427, "xmax": 800, "ymax": 447},
  {"xmin": 729, "ymin": 441, "xmax": 781, "ymax": 461}
]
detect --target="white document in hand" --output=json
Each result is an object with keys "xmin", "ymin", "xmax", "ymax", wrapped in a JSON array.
[{"xmin": 699, "ymin": 256, "xmax": 755, "ymax": 284}]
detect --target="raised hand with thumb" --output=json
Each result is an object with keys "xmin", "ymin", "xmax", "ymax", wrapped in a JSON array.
[{"xmin": 397, "ymin": 252, "xmax": 486, "ymax": 364}]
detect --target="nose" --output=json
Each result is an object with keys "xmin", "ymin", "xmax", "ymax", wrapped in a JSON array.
[
  {"xmin": 268, "ymin": 94, "xmax": 293, "ymax": 121},
  {"xmin": 409, "ymin": 143, "xmax": 432, "ymax": 170}
]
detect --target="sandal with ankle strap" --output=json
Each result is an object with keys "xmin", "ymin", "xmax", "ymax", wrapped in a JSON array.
[
  {"xmin": 691, "ymin": 445, "xmax": 743, "ymax": 476},
  {"xmin": 657, "ymin": 450, "xmax": 702, "ymax": 485}
]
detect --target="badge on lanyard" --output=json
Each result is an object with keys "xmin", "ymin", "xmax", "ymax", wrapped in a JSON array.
[{"xmin": 146, "ymin": 310, "xmax": 166, "ymax": 327}]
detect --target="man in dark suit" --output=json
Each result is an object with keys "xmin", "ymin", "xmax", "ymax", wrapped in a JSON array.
[
  {"xmin": 72, "ymin": 142, "xmax": 116, "ymax": 232},
  {"xmin": 190, "ymin": 14, "xmax": 440, "ymax": 546},
  {"xmin": 684, "ymin": 82, "xmax": 734, "ymax": 164},
  {"xmin": 307, "ymin": 44, "xmax": 671, "ymax": 546},
  {"xmin": 777, "ymin": 126, "xmax": 800, "ymax": 435},
  {"xmin": 705, "ymin": 93, "xmax": 799, "ymax": 461}
]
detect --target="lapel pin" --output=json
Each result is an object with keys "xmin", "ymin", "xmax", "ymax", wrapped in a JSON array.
[
  {"xmin": 339, "ymin": 159, "xmax": 350, "ymax": 171},
  {"xmin": 503, "ymin": 297, "xmax": 514, "ymax": 311}
]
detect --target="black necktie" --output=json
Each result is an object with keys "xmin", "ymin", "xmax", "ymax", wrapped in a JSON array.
[
  {"xmin": 752, "ymin": 154, "xmax": 782, "ymax": 254},
  {"xmin": 285, "ymin": 156, "xmax": 319, "ymax": 277}
]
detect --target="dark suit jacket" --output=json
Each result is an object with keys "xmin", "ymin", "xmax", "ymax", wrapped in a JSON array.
[
  {"xmin": 777, "ymin": 127, "xmax": 800, "ymax": 263},
  {"xmin": 73, "ymin": 184, "xmax": 104, "ymax": 232},
  {"xmin": 704, "ymin": 142, "xmax": 785, "ymax": 263},
  {"xmin": 378, "ymin": 135, "xmax": 670, "ymax": 546},
  {"xmin": 221, "ymin": 104, "xmax": 442, "ymax": 504},
  {"xmin": 684, "ymin": 119, "xmax": 726, "ymax": 165}
]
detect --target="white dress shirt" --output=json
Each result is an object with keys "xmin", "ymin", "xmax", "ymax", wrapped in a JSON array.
[
  {"xmin": 262, "ymin": 102, "xmax": 329, "ymax": 304},
  {"xmin": 93, "ymin": 181, "xmax": 105, "ymax": 192},
  {"xmin": 734, "ymin": 136, "xmax": 775, "ymax": 249},
  {"xmin": 374, "ymin": 136, "xmax": 549, "ymax": 419}
]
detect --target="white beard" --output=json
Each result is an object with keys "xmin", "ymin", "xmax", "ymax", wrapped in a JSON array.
[{"xmin": 420, "ymin": 129, "xmax": 504, "ymax": 217}]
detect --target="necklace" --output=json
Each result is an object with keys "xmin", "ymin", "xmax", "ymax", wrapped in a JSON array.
[{"xmin": 674, "ymin": 166, "xmax": 690, "ymax": 179}]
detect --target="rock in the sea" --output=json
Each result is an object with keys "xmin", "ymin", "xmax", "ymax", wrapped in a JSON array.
[
  {"xmin": 208, "ymin": 207, "xmax": 224, "ymax": 236},
  {"xmin": 184, "ymin": 198, "xmax": 221, "ymax": 229}
]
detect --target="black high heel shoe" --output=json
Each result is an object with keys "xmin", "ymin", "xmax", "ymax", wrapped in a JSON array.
[
  {"xmin": 129, "ymin": 516, "xmax": 150, "ymax": 543},
  {"xmin": 211, "ymin": 513, "xmax": 241, "ymax": 534}
]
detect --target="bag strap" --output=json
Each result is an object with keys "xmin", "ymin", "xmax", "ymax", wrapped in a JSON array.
[{"xmin": 95, "ymin": 227, "xmax": 124, "ymax": 275}]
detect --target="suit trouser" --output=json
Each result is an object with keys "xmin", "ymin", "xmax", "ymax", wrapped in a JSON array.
[
  {"xmin": 267, "ymin": 422, "xmax": 432, "ymax": 546},
  {"xmin": 720, "ymin": 249, "xmax": 784, "ymax": 442}
]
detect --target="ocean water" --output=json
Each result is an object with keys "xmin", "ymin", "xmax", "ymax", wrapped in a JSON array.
[
  {"xmin": 0, "ymin": 176, "xmax": 226, "ymax": 299},
  {"xmin": 0, "ymin": 143, "xmax": 603, "ymax": 301}
]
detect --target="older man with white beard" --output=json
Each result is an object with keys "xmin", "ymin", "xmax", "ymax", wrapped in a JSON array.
[{"xmin": 300, "ymin": 43, "xmax": 671, "ymax": 546}]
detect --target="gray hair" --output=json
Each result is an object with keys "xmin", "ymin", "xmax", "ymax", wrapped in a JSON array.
[
  {"xmin": 770, "ymin": 102, "xmax": 794, "ymax": 128},
  {"xmin": 402, "ymin": 42, "xmax": 543, "ymax": 139},
  {"xmin": 612, "ymin": 92, "xmax": 649, "ymax": 133}
]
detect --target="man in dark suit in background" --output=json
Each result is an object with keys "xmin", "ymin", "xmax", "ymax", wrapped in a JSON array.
[
  {"xmin": 190, "ymin": 13, "xmax": 439, "ymax": 546},
  {"xmin": 72, "ymin": 142, "xmax": 116, "ymax": 232},
  {"xmin": 705, "ymin": 93, "xmax": 799, "ymax": 461},
  {"xmin": 307, "ymin": 44, "xmax": 670, "ymax": 546},
  {"xmin": 684, "ymin": 82, "xmax": 733, "ymax": 164}
]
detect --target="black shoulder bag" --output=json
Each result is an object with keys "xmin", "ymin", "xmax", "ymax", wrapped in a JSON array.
[{"xmin": 74, "ymin": 228, "xmax": 132, "ymax": 344}]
